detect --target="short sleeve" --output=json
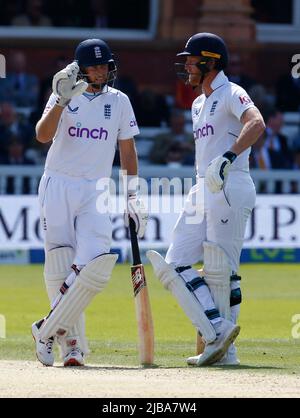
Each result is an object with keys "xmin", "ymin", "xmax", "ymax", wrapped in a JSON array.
[
  {"xmin": 227, "ymin": 85, "xmax": 255, "ymax": 121},
  {"xmin": 118, "ymin": 94, "xmax": 140, "ymax": 140},
  {"xmin": 42, "ymin": 93, "xmax": 57, "ymax": 116}
]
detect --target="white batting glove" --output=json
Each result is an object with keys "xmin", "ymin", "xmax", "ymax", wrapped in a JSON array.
[
  {"xmin": 125, "ymin": 193, "xmax": 148, "ymax": 238},
  {"xmin": 205, "ymin": 151, "xmax": 237, "ymax": 193},
  {"xmin": 52, "ymin": 62, "xmax": 88, "ymax": 107}
]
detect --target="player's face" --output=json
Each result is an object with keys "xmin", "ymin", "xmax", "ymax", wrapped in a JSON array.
[
  {"xmin": 185, "ymin": 56, "xmax": 201, "ymax": 87},
  {"xmin": 85, "ymin": 64, "xmax": 109, "ymax": 86}
]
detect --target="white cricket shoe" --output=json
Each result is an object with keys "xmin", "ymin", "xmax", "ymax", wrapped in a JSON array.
[
  {"xmin": 31, "ymin": 320, "xmax": 55, "ymax": 367},
  {"xmin": 63, "ymin": 337, "xmax": 84, "ymax": 367},
  {"xmin": 64, "ymin": 348, "xmax": 84, "ymax": 367},
  {"xmin": 214, "ymin": 344, "xmax": 240, "ymax": 366},
  {"xmin": 187, "ymin": 319, "xmax": 240, "ymax": 367}
]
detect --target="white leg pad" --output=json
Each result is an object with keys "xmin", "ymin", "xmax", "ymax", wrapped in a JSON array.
[
  {"xmin": 39, "ymin": 253, "xmax": 118, "ymax": 340},
  {"xmin": 44, "ymin": 247, "xmax": 74, "ymax": 303},
  {"xmin": 203, "ymin": 241, "xmax": 231, "ymax": 320},
  {"xmin": 147, "ymin": 250, "xmax": 216, "ymax": 344},
  {"xmin": 44, "ymin": 247, "xmax": 89, "ymax": 355}
]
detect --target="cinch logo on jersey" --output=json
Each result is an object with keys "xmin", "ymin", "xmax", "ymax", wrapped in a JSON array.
[
  {"xmin": 193, "ymin": 123, "xmax": 214, "ymax": 140},
  {"xmin": 130, "ymin": 119, "xmax": 137, "ymax": 127},
  {"xmin": 68, "ymin": 122, "xmax": 108, "ymax": 140}
]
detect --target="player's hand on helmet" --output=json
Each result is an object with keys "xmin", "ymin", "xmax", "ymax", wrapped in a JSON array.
[
  {"xmin": 205, "ymin": 151, "xmax": 237, "ymax": 193},
  {"xmin": 124, "ymin": 193, "xmax": 148, "ymax": 238},
  {"xmin": 52, "ymin": 62, "xmax": 88, "ymax": 107}
]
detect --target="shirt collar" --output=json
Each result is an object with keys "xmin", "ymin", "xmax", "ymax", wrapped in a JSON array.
[{"xmin": 210, "ymin": 71, "xmax": 228, "ymax": 91}]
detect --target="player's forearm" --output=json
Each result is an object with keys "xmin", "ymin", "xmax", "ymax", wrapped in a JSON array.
[
  {"xmin": 230, "ymin": 116, "xmax": 265, "ymax": 156},
  {"xmin": 120, "ymin": 141, "xmax": 138, "ymax": 175},
  {"xmin": 36, "ymin": 105, "xmax": 64, "ymax": 143}
]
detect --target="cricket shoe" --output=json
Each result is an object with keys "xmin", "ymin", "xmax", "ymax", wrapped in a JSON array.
[
  {"xmin": 64, "ymin": 348, "xmax": 84, "ymax": 367},
  {"xmin": 214, "ymin": 344, "xmax": 240, "ymax": 366},
  {"xmin": 187, "ymin": 319, "xmax": 240, "ymax": 367},
  {"xmin": 31, "ymin": 320, "xmax": 54, "ymax": 367},
  {"xmin": 63, "ymin": 337, "xmax": 84, "ymax": 367}
]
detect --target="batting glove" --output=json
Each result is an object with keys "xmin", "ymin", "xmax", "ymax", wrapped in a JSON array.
[
  {"xmin": 52, "ymin": 62, "xmax": 88, "ymax": 107},
  {"xmin": 205, "ymin": 151, "xmax": 237, "ymax": 193},
  {"xmin": 125, "ymin": 193, "xmax": 148, "ymax": 238}
]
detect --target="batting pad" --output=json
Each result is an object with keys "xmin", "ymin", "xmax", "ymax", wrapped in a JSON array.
[
  {"xmin": 147, "ymin": 250, "xmax": 216, "ymax": 344},
  {"xmin": 39, "ymin": 253, "xmax": 118, "ymax": 340},
  {"xmin": 44, "ymin": 246, "xmax": 89, "ymax": 355},
  {"xmin": 203, "ymin": 241, "xmax": 231, "ymax": 320},
  {"xmin": 44, "ymin": 246, "xmax": 74, "ymax": 302}
]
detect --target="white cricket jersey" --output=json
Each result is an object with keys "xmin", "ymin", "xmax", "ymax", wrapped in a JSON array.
[
  {"xmin": 192, "ymin": 71, "xmax": 256, "ymax": 177},
  {"xmin": 43, "ymin": 87, "xmax": 139, "ymax": 180}
]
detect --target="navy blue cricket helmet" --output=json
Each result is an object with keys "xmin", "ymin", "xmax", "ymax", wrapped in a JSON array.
[
  {"xmin": 75, "ymin": 38, "xmax": 117, "ymax": 87},
  {"xmin": 75, "ymin": 38, "xmax": 114, "ymax": 67},
  {"xmin": 177, "ymin": 32, "xmax": 228, "ymax": 70}
]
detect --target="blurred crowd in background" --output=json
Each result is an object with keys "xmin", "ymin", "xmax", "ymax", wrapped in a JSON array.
[
  {"xmin": 0, "ymin": 0, "xmax": 149, "ymax": 29},
  {"xmin": 1, "ymin": 48, "xmax": 300, "ymax": 173},
  {"xmin": 0, "ymin": 0, "xmax": 300, "ymax": 183}
]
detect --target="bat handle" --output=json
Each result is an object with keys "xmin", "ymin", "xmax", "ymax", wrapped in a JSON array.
[{"xmin": 129, "ymin": 217, "xmax": 141, "ymax": 265}]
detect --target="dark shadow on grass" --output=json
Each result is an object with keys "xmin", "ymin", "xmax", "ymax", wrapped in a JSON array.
[
  {"xmin": 54, "ymin": 363, "xmax": 160, "ymax": 371},
  {"xmin": 52, "ymin": 363, "xmax": 282, "ymax": 371}
]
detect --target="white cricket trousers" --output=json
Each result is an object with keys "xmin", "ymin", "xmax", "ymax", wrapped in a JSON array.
[
  {"xmin": 166, "ymin": 171, "xmax": 256, "ymax": 272},
  {"xmin": 38, "ymin": 170, "xmax": 112, "ymax": 266}
]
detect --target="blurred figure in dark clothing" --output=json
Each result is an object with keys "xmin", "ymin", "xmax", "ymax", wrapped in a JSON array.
[
  {"xmin": 0, "ymin": 102, "xmax": 35, "ymax": 158},
  {"xmin": 11, "ymin": 0, "xmax": 52, "ymax": 26},
  {"xmin": 251, "ymin": 109, "xmax": 293, "ymax": 170},
  {"xmin": 0, "ymin": 137, "xmax": 35, "ymax": 165},
  {"xmin": 114, "ymin": 75, "xmax": 139, "ymax": 114},
  {"xmin": 276, "ymin": 73, "xmax": 300, "ymax": 112},
  {"xmin": 149, "ymin": 108, "xmax": 194, "ymax": 165},
  {"xmin": 226, "ymin": 52, "xmax": 257, "ymax": 91},
  {"xmin": 136, "ymin": 89, "xmax": 170, "ymax": 127},
  {"xmin": 0, "ymin": 51, "xmax": 40, "ymax": 108}
]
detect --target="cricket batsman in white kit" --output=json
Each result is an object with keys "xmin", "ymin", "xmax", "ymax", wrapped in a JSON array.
[
  {"xmin": 31, "ymin": 38, "xmax": 147, "ymax": 366},
  {"xmin": 147, "ymin": 33, "xmax": 265, "ymax": 366}
]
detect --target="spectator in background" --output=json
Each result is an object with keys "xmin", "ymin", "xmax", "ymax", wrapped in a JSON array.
[
  {"xmin": 226, "ymin": 52, "xmax": 257, "ymax": 91},
  {"xmin": 0, "ymin": 102, "xmax": 34, "ymax": 157},
  {"xmin": 165, "ymin": 142, "xmax": 186, "ymax": 167},
  {"xmin": 0, "ymin": 137, "xmax": 35, "ymax": 194},
  {"xmin": 0, "ymin": 51, "xmax": 40, "ymax": 109},
  {"xmin": 0, "ymin": 2, "xmax": 23, "ymax": 26},
  {"xmin": 86, "ymin": 0, "xmax": 108, "ymax": 28},
  {"xmin": 250, "ymin": 108, "xmax": 293, "ymax": 170},
  {"xmin": 0, "ymin": 136, "xmax": 35, "ymax": 165},
  {"xmin": 114, "ymin": 74, "xmax": 139, "ymax": 114},
  {"xmin": 276, "ymin": 72, "xmax": 300, "ymax": 112},
  {"xmin": 136, "ymin": 89, "xmax": 170, "ymax": 127},
  {"xmin": 248, "ymin": 84, "xmax": 275, "ymax": 115},
  {"xmin": 11, "ymin": 0, "xmax": 52, "ymax": 26},
  {"xmin": 149, "ymin": 108, "xmax": 194, "ymax": 165}
]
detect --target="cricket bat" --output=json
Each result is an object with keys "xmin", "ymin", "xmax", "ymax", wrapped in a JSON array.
[
  {"xmin": 196, "ymin": 332, "xmax": 205, "ymax": 355},
  {"xmin": 129, "ymin": 217, "xmax": 154, "ymax": 365}
]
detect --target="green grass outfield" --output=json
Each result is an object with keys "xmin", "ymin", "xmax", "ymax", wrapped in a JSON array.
[{"xmin": 0, "ymin": 263, "xmax": 299, "ymax": 372}]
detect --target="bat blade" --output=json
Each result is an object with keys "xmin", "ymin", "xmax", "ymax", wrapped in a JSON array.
[
  {"xmin": 196, "ymin": 332, "xmax": 205, "ymax": 355},
  {"xmin": 131, "ymin": 263, "xmax": 154, "ymax": 365}
]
